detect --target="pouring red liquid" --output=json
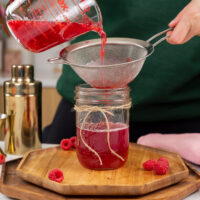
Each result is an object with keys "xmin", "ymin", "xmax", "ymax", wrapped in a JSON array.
[
  {"xmin": 7, "ymin": 3, "xmax": 130, "ymax": 170},
  {"xmin": 8, "ymin": 19, "xmax": 106, "ymax": 60}
]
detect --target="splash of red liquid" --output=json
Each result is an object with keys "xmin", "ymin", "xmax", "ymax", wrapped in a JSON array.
[{"xmin": 76, "ymin": 122, "xmax": 129, "ymax": 169}]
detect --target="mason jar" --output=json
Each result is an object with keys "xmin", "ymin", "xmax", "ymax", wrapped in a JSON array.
[{"xmin": 74, "ymin": 84, "xmax": 131, "ymax": 170}]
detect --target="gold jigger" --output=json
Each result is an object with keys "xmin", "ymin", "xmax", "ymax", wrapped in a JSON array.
[
  {"xmin": 5, "ymin": 111, "xmax": 16, "ymax": 154},
  {"xmin": 0, "ymin": 114, "xmax": 8, "ymax": 156}
]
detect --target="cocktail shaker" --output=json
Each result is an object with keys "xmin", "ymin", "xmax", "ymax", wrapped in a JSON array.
[{"xmin": 3, "ymin": 65, "xmax": 42, "ymax": 155}]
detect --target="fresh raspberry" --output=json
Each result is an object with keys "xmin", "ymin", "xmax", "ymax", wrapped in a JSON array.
[
  {"xmin": 142, "ymin": 159, "xmax": 156, "ymax": 171},
  {"xmin": 154, "ymin": 161, "xmax": 169, "ymax": 175},
  {"xmin": 157, "ymin": 157, "xmax": 169, "ymax": 167},
  {"xmin": 48, "ymin": 169, "xmax": 64, "ymax": 183},
  {"xmin": 70, "ymin": 136, "xmax": 77, "ymax": 148},
  {"xmin": 126, "ymin": 57, "xmax": 132, "ymax": 62},
  {"xmin": 60, "ymin": 139, "xmax": 72, "ymax": 150},
  {"xmin": 0, "ymin": 154, "xmax": 5, "ymax": 164}
]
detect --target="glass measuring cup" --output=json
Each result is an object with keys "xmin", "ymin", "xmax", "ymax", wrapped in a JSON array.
[{"xmin": 6, "ymin": 0, "xmax": 102, "ymax": 53}]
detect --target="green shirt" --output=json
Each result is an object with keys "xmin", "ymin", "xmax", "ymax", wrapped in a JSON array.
[{"xmin": 57, "ymin": 0, "xmax": 200, "ymax": 122}]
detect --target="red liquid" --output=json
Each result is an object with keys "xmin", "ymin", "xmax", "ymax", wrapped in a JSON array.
[
  {"xmin": 8, "ymin": 19, "xmax": 106, "ymax": 56},
  {"xmin": 91, "ymin": 80, "xmax": 127, "ymax": 89},
  {"xmin": 76, "ymin": 122, "xmax": 129, "ymax": 169}
]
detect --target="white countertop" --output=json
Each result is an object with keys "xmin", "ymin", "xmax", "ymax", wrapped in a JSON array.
[{"xmin": 0, "ymin": 142, "xmax": 199, "ymax": 200}]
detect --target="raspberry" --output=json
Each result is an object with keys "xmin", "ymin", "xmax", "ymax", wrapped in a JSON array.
[
  {"xmin": 48, "ymin": 169, "xmax": 64, "ymax": 183},
  {"xmin": 0, "ymin": 154, "xmax": 5, "ymax": 164},
  {"xmin": 60, "ymin": 139, "xmax": 72, "ymax": 150},
  {"xmin": 142, "ymin": 159, "xmax": 156, "ymax": 171},
  {"xmin": 70, "ymin": 136, "xmax": 77, "ymax": 148},
  {"xmin": 157, "ymin": 157, "xmax": 169, "ymax": 167},
  {"xmin": 126, "ymin": 57, "xmax": 132, "ymax": 62},
  {"xmin": 154, "ymin": 161, "xmax": 169, "ymax": 175}
]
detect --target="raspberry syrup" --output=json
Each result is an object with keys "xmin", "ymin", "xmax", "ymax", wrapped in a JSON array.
[
  {"xmin": 7, "ymin": 19, "xmax": 106, "ymax": 57},
  {"xmin": 76, "ymin": 122, "xmax": 129, "ymax": 169}
]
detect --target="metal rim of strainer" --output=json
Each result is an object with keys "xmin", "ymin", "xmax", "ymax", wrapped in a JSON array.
[
  {"xmin": 48, "ymin": 28, "xmax": 172, "ymax": 68},
  {"xmin": 49, "ymin": 37, "xmax": 154, "ymax": 68}
]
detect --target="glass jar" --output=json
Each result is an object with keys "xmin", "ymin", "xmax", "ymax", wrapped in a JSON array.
[{"xmin": 74, "ymin": 84, "xmax": 131, "ymax": 170}]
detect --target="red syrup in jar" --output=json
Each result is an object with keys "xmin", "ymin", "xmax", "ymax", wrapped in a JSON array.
[
  {"xmin": 76, "ymin": 122, "xmax": 129, "ymax": 169},
  {"xmin": 8, "ymin": 17, "xmax": 107, "ymax": 55}
]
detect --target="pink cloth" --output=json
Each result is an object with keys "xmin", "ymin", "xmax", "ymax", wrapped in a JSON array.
[{"xmin": 137, "ymin": 133, "xmax": 200, "ymax": 165}]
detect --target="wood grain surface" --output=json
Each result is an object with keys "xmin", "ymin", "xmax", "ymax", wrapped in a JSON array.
[
  {"xmin": 16, "ymin": 143, "xmax": 189, "ymax": 196},
  {"xmin": 1, "ymin": 159, "xmax": 200, "ymax": 200}
]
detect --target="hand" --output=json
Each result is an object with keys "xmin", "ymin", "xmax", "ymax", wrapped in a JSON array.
[{"xmin": 167, "ymin": 0, "xmax": 200, "ymax": 44}]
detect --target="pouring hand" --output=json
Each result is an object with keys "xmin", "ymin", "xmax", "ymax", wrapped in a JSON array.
[{"xmin": 167, "ymin": 0, "xmax": 200, "ymax": 44}]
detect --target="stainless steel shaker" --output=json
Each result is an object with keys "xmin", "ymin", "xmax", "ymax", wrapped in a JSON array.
[{"xmin": 3, "ymin": 65, "xmax": 42, "ymax": 155}]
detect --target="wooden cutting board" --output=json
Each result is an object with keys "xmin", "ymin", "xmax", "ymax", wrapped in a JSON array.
[
  {"xmin": 16, "ymin": 143, "xmax": 189, "ymax": 196},
  {"xmin": 1, "ymin": 159, "xmax": 200, "ymax": 200}
]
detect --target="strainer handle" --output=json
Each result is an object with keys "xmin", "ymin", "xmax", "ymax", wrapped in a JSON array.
[
  {"xmin": 48, "ymin": 57, "xmax": 69, "ymax": 64},
  {"xmin": 146, "ymin": 28, "xmax": 173, "ymax": 47}
]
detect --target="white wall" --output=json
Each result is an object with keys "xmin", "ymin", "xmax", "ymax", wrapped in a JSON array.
[{"xmin": 3, "ymin": 38, "xmax": 69, "ymax": 87}]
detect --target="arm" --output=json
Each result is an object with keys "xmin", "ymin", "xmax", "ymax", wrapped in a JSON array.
[{"xmin": 167, "ymin": 0, "xmax": 200, "ymax": 44}]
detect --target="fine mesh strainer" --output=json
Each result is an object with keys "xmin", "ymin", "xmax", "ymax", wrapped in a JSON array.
[{"xmin": 49, "ymin": 28, "xmax": 171, "ymax": 88}]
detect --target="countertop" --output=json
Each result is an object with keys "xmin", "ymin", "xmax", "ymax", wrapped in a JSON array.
[{"xmin": 0, "ymin": 142, "xmax": 199, "ymax": 200}]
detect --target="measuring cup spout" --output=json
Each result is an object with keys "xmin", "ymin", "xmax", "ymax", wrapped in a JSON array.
[{"xmin": 146, "ymin": 28, "xmax": 173, "ymax": 47}]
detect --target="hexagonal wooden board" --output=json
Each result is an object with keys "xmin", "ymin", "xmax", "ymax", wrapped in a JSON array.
[{"xmin": 16, "ymin": 143, "xmax": 189, "ymax": 196}]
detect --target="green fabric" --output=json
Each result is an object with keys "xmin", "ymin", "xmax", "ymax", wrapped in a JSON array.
[{"xmin": 57, "ymin": 0, "xmax": 200, "ymax": 122}]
